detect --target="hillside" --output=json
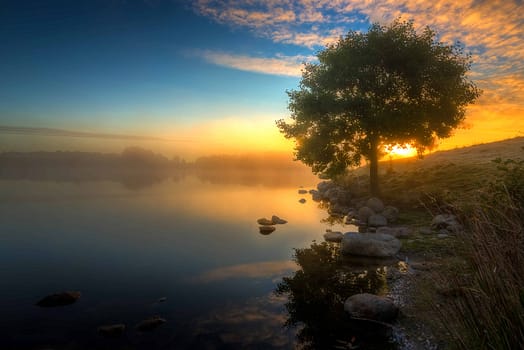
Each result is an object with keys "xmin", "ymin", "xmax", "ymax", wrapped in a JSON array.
[{"xmin": 348, "ymin": 137, "xmax": 524, "ymax": 206}]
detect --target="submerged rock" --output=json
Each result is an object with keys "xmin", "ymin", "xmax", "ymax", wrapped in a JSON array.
[
  {"xmin": 344, "ymin": 293, "xmax": 399, "ymax": 322},
  {"xmin": 259, "ymin": 226, "xmax": 276, "ymax": 235},
  {"xmin": 136, "ymin": 316, "xmax": 166, "ymax": 332},
  {"xmin": 298, "ymin": 189, "xmax": 308, "ymax": 194},
  {"xmin": 36, "ymin": 291, "xmax": 81, "ymax": 307},
  {"xmin": 257, "ymin": 218, "xmax": 274, "ymax": 225},
  {"xmin": 341, "ymin": 232, "xmax": 401, "ymax": 258},
  {"xmin": 98, "ymin": 324, "xmax": 126, "ymax": 337},
  {"xmin": 298, "ymin": 198, "xmax": 306, "ymax": 204},
  {"xmin": 323, "ymin": 230, "xmax": 344, "ymax": 243}
]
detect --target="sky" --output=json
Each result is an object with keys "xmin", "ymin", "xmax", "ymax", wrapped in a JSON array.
[{"xmin": 1, "ymin": 0, "xmax": 523, "ymax": 159}]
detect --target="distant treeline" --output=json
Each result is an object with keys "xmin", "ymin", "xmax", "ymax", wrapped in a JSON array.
[
  {"xmin": 0, "ymin": 147, "xmax": 186, "ymax": 169},
  {"xmin": 0, "ymin": 147, "xmax": 306, "ymax": 171}
]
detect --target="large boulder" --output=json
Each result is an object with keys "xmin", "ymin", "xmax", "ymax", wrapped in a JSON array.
[
  {"xmin": 368, "ymin": 214, "xmax": 387, "ymax": 227},
  {"xmin": 376, "ymin": 226, "xmax": 412, "ymax": 238},
  {"xmin": 366, "ymin": 197, "xmax": 385, "ymax": 213},
  {"xmin": 323, "ymin": 231, "xmax": 344, "ymax": 243},
  {"xmin": 358, "ymin": 206, "xmax": 375, "ymax": 222},
  {"xmin": 341, "ymin": 233, "xmax": 401, "ymax": 258},
  {"xmin": 344, "ymin": 293, "xmax": 399, "ymax": 322}
]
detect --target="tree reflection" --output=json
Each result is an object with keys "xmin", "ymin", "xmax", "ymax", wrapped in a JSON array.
[{"xmin": 275, "ymin": 241, "xmax": 397, "ymax": 349}]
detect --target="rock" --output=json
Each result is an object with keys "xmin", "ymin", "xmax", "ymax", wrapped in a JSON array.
[
  {"xmin": 431, "ymin": 214, "xmax": 462, "ymax": 232},
  {"xmin": 317, "ymin": 181, "xmax": 335, "ymax": 195},
  {"xmin": 330, "ymin": 203, "xmax": 350, "ymax": 216},
  {"xmin": 157, "ymin": 297, "xmax": 167, "ymax": 303},
  {"xmin": 298, "ymin": 198, "xmax": 306, "ymax": 204},
  {"xmin": 344, "ymin": 293, "xmax": 399, "ymax": 322},
  {"xmin": 310, "ymin": 190, "xmax": 322, "ymax": 201},
  {"xmin": 346, "ymin": 208, "xmax": 358, "ymax": 219},
  {"xmin": 323, "ymin": 231, "xmax": 343, "ymax": 243},
  {"xmin": 341, "ymin": 232, "xmax": 401, "ymax": 258},
  {"xmin": 382, "ymin": 206, "xmax": 399, "ymax": 223},
  {"xmin": 366, "ymin": 197, "xmax": 385, "ymax": 213},
  {"xmin": 419, "ymin": 226, "xmax": 433, "ymax": 235},
  {"xmin": 298, "ymin": 189, "xmax": 308, "ymax": 194},
  {"xmin": 259, "ymin": 226, "xmax": 276, "ymax": 235},
  {"xmin": 36, "ymin": 291, "xmax": 81, "ymax": 307},
  {"xmin": 98, "ymin": 324, "xmax": 126, "ymax": 337},
  {"xmin": 136, "ymin": 316, "xmax": 166, "ymax": 332},
  {"xmin": 271, "ymin": 215, "xmax": 287, "ymax": 224},
  {"xmin": 368, "ymin": 214, "xmax": 387, "ymax": 227},
  {"xmin": 437, "ymin": 233, "xmax": 449, "ymax": 239},
  {"xmin": 376, "ymin": 226, "xmax": 412, "ymax": 238},
  {"xmin": 358, "ymin": 206, "xmax": 375, "ymax": 222},
  {"xmin": 257, "ymin": 218, "xmax": 274, "ymax": 225}
]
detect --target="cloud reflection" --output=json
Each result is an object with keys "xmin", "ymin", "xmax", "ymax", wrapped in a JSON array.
[{"xmin": 191, "ymin": 260, "xmax": 297, "ymax": 283}]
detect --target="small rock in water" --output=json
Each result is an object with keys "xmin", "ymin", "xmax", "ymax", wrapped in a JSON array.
[
  {"xmin": 136, "ymin": 316, "xmax": 166, "ymax": 332},
  {"xmin": 36, "ymin": 291, "xmax": 81, "ymax": 307},
  {"xmin": 298, "ymin": 198, "xmax": 306, "ymax": 204},
  {"xmin": 98, "ymin": 324, "xmax": 126, "ymax": 337},
  {"xmin": 298, "ymin": 189, "xmax": 308, "ymax": 194},
  {"xmin": 157, "ymin": 297, "xmax": 167, "ymax": 303},
  {"xmin": 259, "ymin": 226, "xmax": 276, "ymax": 235},
  {"xmin": 271, "ymin": 215, "xmax": 287, "ymax": 224},
  {"xmin": 257, "ymin": 218, "xmax": 274, "ymax": 225}
]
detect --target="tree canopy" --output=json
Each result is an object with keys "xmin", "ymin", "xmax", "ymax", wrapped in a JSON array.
[{"xmin": 277, "ymin": 19, "xmax": 481, "ymax": 195}]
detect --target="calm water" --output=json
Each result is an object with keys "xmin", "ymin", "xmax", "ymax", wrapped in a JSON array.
[{"xmin": 1, "ymin": 170, "xmax": 376, "ymax": 349}]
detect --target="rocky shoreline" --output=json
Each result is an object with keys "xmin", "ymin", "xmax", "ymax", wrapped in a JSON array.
[{"xmin": 308, "ymin": 180, "xmax": 459, "ymax": 349}]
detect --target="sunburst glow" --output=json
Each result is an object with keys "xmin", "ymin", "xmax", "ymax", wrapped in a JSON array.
[{"xmin": 385, "ymin": 144, "xmax": 418, "ymax": 159}]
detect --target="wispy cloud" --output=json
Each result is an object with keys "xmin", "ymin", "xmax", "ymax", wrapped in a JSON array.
[
  {"xmin": 194, "ymin": 0, "xmax": 524, "ymax": 143},
  {"xmin": 197, "ymin": 51, "xmax": 315, "ymax": 77},
  {"xmin": 0, "ymin": 125, "xmax": 192, "ymax": 143}
]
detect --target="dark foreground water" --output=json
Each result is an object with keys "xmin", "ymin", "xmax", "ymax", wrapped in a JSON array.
[{"xmin": 0, "ymin": 171, "xmax": 400, "ymax": 349}]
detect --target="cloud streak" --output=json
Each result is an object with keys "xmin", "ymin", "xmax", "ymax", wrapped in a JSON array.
[
  {"xmin": 198, "ymin": 51, "xmax": 315, "ymax": 77},
  {"xmin": 0, "ymin": 125, "xmax": 192, "ymax": 143}
]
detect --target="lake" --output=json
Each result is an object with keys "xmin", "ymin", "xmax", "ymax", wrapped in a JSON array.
[{"xmin": 2, "ymin": 169, "xmax": 388, "ymax": 349}]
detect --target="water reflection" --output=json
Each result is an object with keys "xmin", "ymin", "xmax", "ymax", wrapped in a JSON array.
[{"xmin": 275, "ymin": 241, "xmax": 397, "ymax": 349}]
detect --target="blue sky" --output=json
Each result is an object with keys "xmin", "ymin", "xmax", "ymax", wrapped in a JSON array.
[{"xmin": 1, "ymin": 0, "xmax": 523, "ymax": 157}]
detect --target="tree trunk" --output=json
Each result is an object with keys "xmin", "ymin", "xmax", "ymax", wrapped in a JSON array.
[{"xmin": 369, "ymin": 137, "xmax": 380, "ymax": 197}]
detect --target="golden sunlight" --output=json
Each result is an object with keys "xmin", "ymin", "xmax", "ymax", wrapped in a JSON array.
[{"xmin": 385, "ymin": 144, "xmax": 417, "ymax": 159}]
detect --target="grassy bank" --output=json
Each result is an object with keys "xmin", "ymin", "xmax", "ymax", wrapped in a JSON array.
[{"xmin": 339, "ymin": 137, "xmax": 524, "ymax": 349}]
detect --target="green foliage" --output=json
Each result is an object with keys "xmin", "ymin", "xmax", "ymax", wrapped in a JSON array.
[{"xmin": 277, "ymin": 19, "xmax": 480, "ymax": 194}]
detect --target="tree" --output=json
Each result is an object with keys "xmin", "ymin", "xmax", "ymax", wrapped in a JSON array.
[{"xmin": 277, "ymin": 19, "xmax": 481, "ymax": 195}]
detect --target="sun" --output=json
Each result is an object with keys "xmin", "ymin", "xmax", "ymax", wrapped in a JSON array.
[{"xmin": 385, "ymin": 144, "xmax": 417, "ymax": 159}]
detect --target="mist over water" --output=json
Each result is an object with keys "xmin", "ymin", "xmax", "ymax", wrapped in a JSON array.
[{"xmin": 0, "ymin": 158, "xmax": 358, "ymax": 349}]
